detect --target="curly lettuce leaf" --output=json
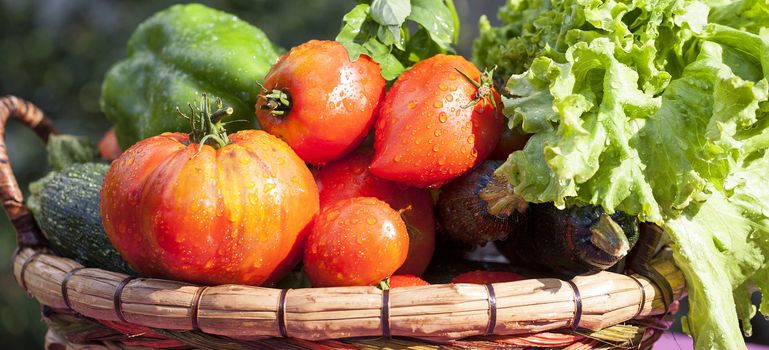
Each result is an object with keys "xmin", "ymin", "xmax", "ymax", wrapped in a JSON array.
[{"xmin": 485, "ymin": 0, "xmax": 769, "ymax": 347}]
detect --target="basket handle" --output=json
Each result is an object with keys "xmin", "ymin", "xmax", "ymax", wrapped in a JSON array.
[{"xmin": 0, "ymin": 96, "xmax": 57, "ymax": 248}]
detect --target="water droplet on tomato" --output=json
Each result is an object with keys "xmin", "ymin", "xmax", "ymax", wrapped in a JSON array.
[
  {"xmin": 467, "ymin": 135, "xmax": 475, "ymax": 144},
  {"xmin": 450, "ymin": 85, "xmax": 458, "ymax": 91},
  {"xmin": 439, "ymin": 84, "xmax": 448, "ymax": 91},
  {"xmin": 248, "ymin": 192, "xmax": 259, "ymax": 205},
  {"xmin": 325, "ymin": 210, "xmax": 340, "ymax": 221},
  {"xmin": 239, "ymin": 157, "xmax": 250, "ymax": 164},
  {"xmin": 433, "ymin": 101, "xmax": 443, "ymax": 108},
  {"xmin": 415, "ymin": 138, "xmax": 422, "ymax": 145},
  {"xmin": 264, "ymin": 183, "xmax": 277, "ymax": 193},
  {"xmin": 367, "ymin": 217, "xmax": 377, "ymax": 225},
  {"xmin": 434, "ymin": 130, "xmax": 441, "ymax": 137},
  {"xmin": 438, "ymin": 158, "xmax": 446, "ymax": 165},
  {"xmin": 393, "ymin": 154, "xmax": 402, "ymax": 163},
  {"xmin": 432, "ymin": 145, "xmax": 439, "ymax": 152},
  {"xmin": 445, "ymin": 94, "xmax": 454, "ymax": 102},
  {"xmin": 408, "ymin": 101, "xmax": 416, "ymax": 109},
  {"xmin": 439, "ymin": 113, "xmax": 448, "ymax": 123}
]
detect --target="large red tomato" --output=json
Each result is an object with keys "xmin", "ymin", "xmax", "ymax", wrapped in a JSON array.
[
  {"xmin": 101, "ymin": 130, "xmax": 319, "ymax": 286},
  {"xmin": 370, "ymin": 54, "xmax": 504, "ymax": 188},
  {"xmin": 256, "ymin": 40, "xmax": 386, "ymax": 164},
  {"xmin": 304, "ymin": 197, "xmax": 409, "ymax": 287},
  {"xmin": 314, "ymin": 149, "xmax": 435, "ymax": 276}
]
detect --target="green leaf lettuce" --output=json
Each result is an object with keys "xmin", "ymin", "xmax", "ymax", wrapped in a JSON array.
[{"xmin": 478, "ymin": 0, "xmax": 769, "ymax": 348}]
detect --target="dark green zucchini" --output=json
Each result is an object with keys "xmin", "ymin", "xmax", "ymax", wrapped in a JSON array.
[{"xmin": 28, "ymin": 163, "xmax": 134, "ymax": 275}]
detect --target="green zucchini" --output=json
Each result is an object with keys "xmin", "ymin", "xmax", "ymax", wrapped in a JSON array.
[{"xmin": 28, "ymin": 163, "xmax": 134, "ymax": 275}]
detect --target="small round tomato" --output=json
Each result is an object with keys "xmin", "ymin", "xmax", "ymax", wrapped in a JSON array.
[
  {"xmin": 314, "ymin": 149, "xmax": 435, "ymax": 276},
  {"xmin": 489, "ymin": 127, "xmax": 531, "ymax": 160},
  {"xmin": 304, "ymin": 197, "xmax": 409, "ymax": 287},
  {"xmin": 256, "ymin": 40, "xmax": 386, "ymax": 164},
  {"xmin": 370, "ymin": 54, "xmax": 504, "ymax": 188},
  {"xmin": 389, "ymin": 275, "xmax": 429, "ymax": 288}
]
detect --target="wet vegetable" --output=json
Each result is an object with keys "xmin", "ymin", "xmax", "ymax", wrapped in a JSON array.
[
  {"xmin": 388, "ymin": 275, "xmax": 429, "ymax": 288},
  {"xmin": 304, "ymin": 197, "xmax": 409, "ymax": 287},
  {"xmin": 256, "ymin": 40, "xmax": 386, "ymax": 164},
  {"xmin": 29, "ymin": 163, "xmax": 134, "ymax": 275},
  {"xmin": 436, "ymin": 160, "xmax": 526, "ymax": 246},
  {"xmin": 370, "ymin": 55, "xmax": 504, "ymax": 188},
  {"xmin": 497, "ymin": 204, "xmax": 639, "ymax": 276},
  {"xmin": 101, "ymin": 4, "xmax": 280, "ymax": 149},
  {"xmin": 314, "ymin": 149, "xmax": 435, "ymax": 276},
  {"xmin": 101, "ymin": 96, "xmax": 318, "ymax": 286}
]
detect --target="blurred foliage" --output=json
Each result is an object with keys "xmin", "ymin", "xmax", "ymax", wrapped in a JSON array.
[{"xmin": 0, "ymin": 0, "xmax": 501, "ymax": 348}]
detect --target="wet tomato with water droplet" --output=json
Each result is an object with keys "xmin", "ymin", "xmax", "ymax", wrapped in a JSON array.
[
  {"xmin": 389, "ymin": 274, "xmax": 429, "ymax": 287},
  {"xmin": 304, "ymin": 197, "xmax": 409, "ymax": 287},
  {"xmin": 370, "ymin": 54, "xmax": 504, "ymax": 188},
  {"xmin": 256, "ymin": 40, "xmax": 386, "ymax": 164},
  {"xmin": 100, "ymin": 130, "xmax": 319, "ymax": 286},
  {"xmin": 314, "ymin": 149, "xmax": 435, "ymax": 276}
]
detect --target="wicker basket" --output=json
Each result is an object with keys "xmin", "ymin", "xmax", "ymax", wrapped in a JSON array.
[{"xmin": 2, "ymin": 96, "xmax": 686, "ymax": 349}]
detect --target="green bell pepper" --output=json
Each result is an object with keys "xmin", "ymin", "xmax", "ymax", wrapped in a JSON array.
[{"xmin": 101, "ymin": 3, "xmax": 280, "ymax": 149}]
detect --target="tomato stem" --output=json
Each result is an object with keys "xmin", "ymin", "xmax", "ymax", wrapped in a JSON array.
[
  {"xmin": 258, "ymin": 82, "xmax": 292, "ymax": 117},
  {"xmin": 176, "ymin": 93, "xmax": 233, "ymax": 151},
  {"xmin": 455, "ymin": 65, "xmax": 498, "ymax": 112}
]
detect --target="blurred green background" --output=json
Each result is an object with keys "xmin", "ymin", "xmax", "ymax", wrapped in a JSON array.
[
  {"xmin": 0, "ymin": 0, "xmax": 505, "ymax": 348},
  {"xmin": 3, "ymin": 1, "xmax": 769, "ymax": 349}
]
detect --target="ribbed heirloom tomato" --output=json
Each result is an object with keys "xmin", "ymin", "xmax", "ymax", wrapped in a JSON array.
[
  {"xmin": 370, "ymin": 54, "xmax": 504, "ymax": 188},
  {"xmin": 314, "ymin": 149, "xmax": 435, "ymax": 276},
  {"xmin": 101, "ymin": 97, "xmax": 319, "ymax": 286},
  {"xmin": 256, "ymin": 40, "xmax": 386, "ymax": 164},
  {"xmin": 304, "ymin": 197, "xmax": 409, "ymax": 287}
]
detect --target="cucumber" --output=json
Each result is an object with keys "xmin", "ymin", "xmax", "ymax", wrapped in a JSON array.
[{"xmin": 29, "ymin": 163, "xmax": 134, "ymax": 275}]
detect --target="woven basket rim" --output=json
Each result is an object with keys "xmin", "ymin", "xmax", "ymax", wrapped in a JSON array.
[{"xmin": 12, "ymin": 246, "xmax": 686, "ymax": 343}]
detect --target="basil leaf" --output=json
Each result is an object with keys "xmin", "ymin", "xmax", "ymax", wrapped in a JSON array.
[
  {"xmin": 370, "ymin": 0, "xmax": 411, "ymax": 26},
  {"xmin": 409, "ymin": 0, "xmax": 457, "ymax": 49},
  {"xmin": 336, "ymin": 0, "xmax": 457, "ymax": 80},
  {"xmin": 363, "ymin": 37, "xmax": 406, "ymax": 80},
  {"xmin": 336, "ymin": 4, "xmax": 371, "ymax": 61}
]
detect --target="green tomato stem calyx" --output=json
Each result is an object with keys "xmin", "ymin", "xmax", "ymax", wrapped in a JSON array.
[{"xmin": 176, "ymin": 93, "xmax": 233, "ymax": 152}]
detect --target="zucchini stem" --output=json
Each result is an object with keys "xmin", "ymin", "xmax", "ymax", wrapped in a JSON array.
[
  {"xmin": 589, "ymin": 214, "xmax": 630, "ymax": 258},
  {"xmin": 479, "ymin": 172, "xmax": 527, "ymax": 217}
]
